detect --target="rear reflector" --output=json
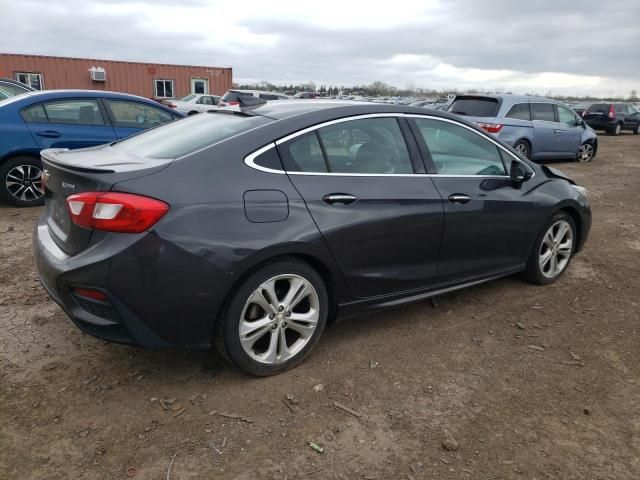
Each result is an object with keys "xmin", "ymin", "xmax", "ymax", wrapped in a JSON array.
[
  {"xmin": 477, "ymin": 123, "xmax": 503, "ymax": 134},
  {"xmin": 66, "ymin": 192, "xmax": 169, "ymax": 233},
  {"xmin": 72, "ymin": 287, "xmax": 108, "ymax": 301}
]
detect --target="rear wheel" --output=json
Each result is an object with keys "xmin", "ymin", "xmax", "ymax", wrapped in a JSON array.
[
  {"xmin": 0, "ymin": 156, "xmax": 45, "ymax": 207},
  {"xmin": 513, "ymin": 140, "xmax": 531, "ymax": 159},
  {"xmin": 577, "ymin": 142, "xmax": 595, "ymax": 163},
  {"xmin": 523, "ymin": 212, "xmax": 576, "ymax": 285},
  {"xmin": 216, "ymin": 259, "xmax": 328, "ymax": 376},
  {"xmin": 187, "ymin": 111, "xmax": 199, "ymax": 116},
  {"xmin": 609, "ymin": 122, "xmax": 622, "ymax": 136}
]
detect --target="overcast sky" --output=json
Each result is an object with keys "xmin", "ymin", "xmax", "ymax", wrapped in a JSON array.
[{"xmin": 2, "ymin": 0, "xmax": 639, "ymax": 97}]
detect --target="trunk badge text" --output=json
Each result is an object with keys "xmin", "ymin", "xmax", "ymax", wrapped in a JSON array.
[{"xmin": 62, "ymin": 182, "xmax": 76, "ymax": 191}]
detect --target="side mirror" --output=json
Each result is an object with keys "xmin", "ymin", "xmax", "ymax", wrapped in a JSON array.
[
  {"xmin": 510, "ymin": 160, "xmax": 533, "ymax": 183},
  {"xmin": 575, "ymin": 117, "xmax": 584, "ymax": 126}
]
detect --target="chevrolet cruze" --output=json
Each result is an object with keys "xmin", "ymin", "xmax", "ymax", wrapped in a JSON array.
[{"xmin": 34, "ymin": 100, "xmax": 591, "ymax": 375}]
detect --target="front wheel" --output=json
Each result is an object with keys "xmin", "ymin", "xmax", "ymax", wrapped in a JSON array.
[
  {"xmin": 216, "ymin": 259, "xmax": 329, "ymax": 376},
  {"xmin": 577, "ymin": 142, "xmax": 595, "ymax": 163},
  {"xmin": 0, "ymin": 156, "xmax": 45, "ymax": 207},
  {"xmin": 523, "ymin": 212, "xmax": 576, "ymax": 285}
]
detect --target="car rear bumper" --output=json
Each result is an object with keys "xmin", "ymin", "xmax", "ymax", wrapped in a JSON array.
[
  {"xmin": 34, "ymin": 216, "xmax": 233, "ymax": 349},
  {"xmin": 584, "ymin": 119, "xmax": 616, "ymax": 130}
]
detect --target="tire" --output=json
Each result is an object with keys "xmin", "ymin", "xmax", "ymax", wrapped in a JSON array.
[
  {"xmin": 609, "ymin": 123, "xmax": 622, "ymax": 136},
  {"xmin": 216, "ymin": 258, "xmax": 329, "ymax": 376},
  {"xmin": 513, "ymin": 140, "xmax": 531, "ymax": 159},
  {"xmin": 576, "ymin": 142, "xmax": 595, "ymax": 163},
  {"xmin": 522, "ymin": 212, "xmax": 576, "ymax": 285},
  {"xmin": 187, "ymin": 111, "xmax": 199, "ymax": 116},
  {"xmin": 0, "ymin": 156, "xmax": 45, "ymax": 207}
]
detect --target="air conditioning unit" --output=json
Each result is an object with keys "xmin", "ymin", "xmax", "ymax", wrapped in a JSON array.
[{"xmin": 89, "ymin": 66, "xmax": 106, "ymax": 82}]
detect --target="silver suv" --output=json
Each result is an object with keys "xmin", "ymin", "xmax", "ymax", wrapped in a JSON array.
[{"xmin": 448, "ymin": 94, "xmax": 598, "ymax": 162}]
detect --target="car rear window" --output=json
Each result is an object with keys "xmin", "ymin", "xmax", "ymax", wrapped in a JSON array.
[
  {"xmin": 448, "ymin": 97, "xmax": 499, "ymax": 117},
  {"xmin": 222, "ymin": 91, "xmax": 255, "ymax": 102},
  {"xmin": 585, "ymin": 103, "xmax": 610, "ymax": 113},
  {"xmin": 111, "ymin": 113, "xmax": 271, "ymax": 159}
]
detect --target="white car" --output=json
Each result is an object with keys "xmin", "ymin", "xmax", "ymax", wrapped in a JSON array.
[{"xmin": 164, "ymin": 94, "xmax": 221, "ymax": 115}]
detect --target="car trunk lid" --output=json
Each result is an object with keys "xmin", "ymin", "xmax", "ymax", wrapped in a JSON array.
[{"xmin": 41, "ymin": 146, "xmax": 172, "ymax": 256}]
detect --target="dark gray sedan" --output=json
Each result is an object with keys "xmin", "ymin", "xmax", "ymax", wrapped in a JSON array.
[{"xmin": 35, "ymin": 100, "xmax": 591, "ymax": 375}]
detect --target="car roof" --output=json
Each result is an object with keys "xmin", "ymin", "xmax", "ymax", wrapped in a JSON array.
[
  {"xmin": 454, "ymin": 93, "xmax": 555, "ymax": 103},
  {"xmin": 0, "ymin": 89, "xmax": 177, "ymax": 111},
  {"xmin": 248, "ymin": 99, "xmax": 466, "ymax": 121}
]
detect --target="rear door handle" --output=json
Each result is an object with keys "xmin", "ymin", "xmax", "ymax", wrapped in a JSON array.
[
  {"xmin": 448, "ymin": 194, "xmax": 471, "ymax": 204},
  {"xmin": 554, "ymin": 129, "xmax": 566, "ymax": 134},
  {"xmin": 323, "ymin": 193, "xmax": 358, "ymax": 205},
  {"xmin": 36, "ymin": 130, "xmax": 61, "ymax": 138}
]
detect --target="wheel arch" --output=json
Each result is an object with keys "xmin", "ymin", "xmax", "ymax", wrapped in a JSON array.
[
  {"xmin": 558, "ymin": 205, "xmax": 582, "ymax": 251},
  {"xmin": 214, "ymin": 251, "xmax": 340, "ymax": 342}
]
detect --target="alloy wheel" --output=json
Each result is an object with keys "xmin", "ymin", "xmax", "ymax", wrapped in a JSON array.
[
  {"xmin": 539, "ymin": 220, "xmax": 573, "ymax": 279},
  {"xmin": 615, "ymin": 123, "xmax": 622, "ymax": 135},
  {"xmin": 577, "ymin": 143, "xmax": 594, "ymax": 163},
  {"xmin": 515, "ymin": 143, "xmax": 528, "ymax": 157},
  {"xmin": 6, "ymin": 164, "xmax": 44, "ymax": 202},
  {"xmin": 239, "ymin": 274, "xmax": 320, "ymax": 365}
]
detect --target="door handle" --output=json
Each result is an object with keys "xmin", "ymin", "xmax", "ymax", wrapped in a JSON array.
[
  {"xmin": 554, "ymin": 129, "xmax": 566, "ymax": 134},
  {"xmin": 36, "ymin": 130, "xmax": 61, "ymax": 138},
  {"xmin": 323, "ymin": 193, "xmax": 358, "ymax": 205},
  {"xmin": 448, "ymin": 194, "xmax": 471, "ymax": 204}
]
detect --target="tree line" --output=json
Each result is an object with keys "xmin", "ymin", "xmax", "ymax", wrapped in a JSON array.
[{"xmin": 232, "ymin": 80, "xmax": 639, "ymax": 102}]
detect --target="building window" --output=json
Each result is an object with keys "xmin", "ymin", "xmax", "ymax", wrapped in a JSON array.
[
  {"xmin": 15, "ymin": 72, "xmax": 44, "ymax": 90},
  {"xmin": 154, "ymin": 79, "xmax": 174, "ymax": 99}
]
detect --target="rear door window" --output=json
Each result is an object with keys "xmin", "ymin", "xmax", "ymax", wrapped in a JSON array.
[
  {"xmin": 317, "ymin": 118, "xmax": 413, "ymax": 174},
  {"xmin": 281, "ymin": 133, "xmax": 328, "ymax": 173},
  {"xmin": 21, "ymin": 104, "xmax": 48, "ymax": 123},
  {"xmin": 505, "ymin": 103, "xmax": 531, "ymax": 121},
  {"xmin": 448, "ymin": 97, "xmax": 499, "ymax": 117},
  {"xmin": 531, "ymin": 103, "xmax": 555, "ymax": 122}
]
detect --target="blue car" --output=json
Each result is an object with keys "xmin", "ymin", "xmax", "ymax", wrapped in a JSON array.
[
  {"xmin": 448, "ymin": 94, "xmax": 598, "ymax": 164},
  {"xmin": 0, "ymin": 90, "xmax": 183, "ymax": 206}
]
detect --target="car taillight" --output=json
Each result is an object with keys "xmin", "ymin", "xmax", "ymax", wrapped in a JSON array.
[
  {"xmin": 66, "ymin": 192, "xmax": 169, "ymax": 233},
  {"xmin": 167, "ymin": 103, "xmax": 177, "ymax": 109},
  {"xmin": 477, "ymin": 123, "xmax": 503, "ymax": 134},
  {"xmin": 608, "ymin": 104, "xmax": 615, "ymax": 119}
]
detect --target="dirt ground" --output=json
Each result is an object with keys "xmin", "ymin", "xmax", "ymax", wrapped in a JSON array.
[{"xmin": 1, "ymin": 134, "xmax": 639, "ymax": 480}]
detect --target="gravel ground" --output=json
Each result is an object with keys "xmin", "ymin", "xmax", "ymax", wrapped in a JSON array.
[{"xmin": 1, "ymin": 134, "xmax": 639, "ymax": 479}]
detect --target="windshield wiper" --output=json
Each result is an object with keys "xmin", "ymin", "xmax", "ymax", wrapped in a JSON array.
[{"xmin": 451, "ymin": 110, "xmax": 467, "ymax": 115}]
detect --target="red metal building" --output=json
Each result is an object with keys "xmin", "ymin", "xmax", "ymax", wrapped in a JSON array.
[{"xmin": 0, "ymin": 53, "xmax": 233, "ymax": 100}]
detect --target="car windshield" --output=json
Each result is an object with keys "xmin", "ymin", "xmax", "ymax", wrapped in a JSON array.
[
  {"xmin": 448, "ymin": 97, "xmax": 500, "ymax": 117},
  {"xmin": 111, "ymin": 112, "xmax": 272, "ymax": 159},
  {"xmin": 179, "ymin": 94, "xmax": 196, "ymax": 102}
]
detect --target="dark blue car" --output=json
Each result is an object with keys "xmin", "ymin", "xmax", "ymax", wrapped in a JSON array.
[{"xmin": 0, "ymin": 90, "xmax": 183, "ymax": 206}]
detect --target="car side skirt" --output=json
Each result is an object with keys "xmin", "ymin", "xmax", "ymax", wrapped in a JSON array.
[{"xmin": 336, "ymin": 263, "xmax": 525, "ymax": 320}]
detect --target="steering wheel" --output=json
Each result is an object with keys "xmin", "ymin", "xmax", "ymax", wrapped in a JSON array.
[{"xmin": 380, "ymin": 147, "xmax": 400, "ymax": 173}]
